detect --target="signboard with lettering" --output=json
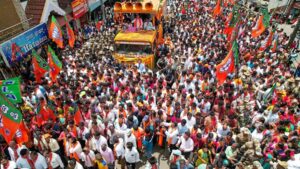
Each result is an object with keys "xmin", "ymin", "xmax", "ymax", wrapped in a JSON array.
[
  {"xmin": 0, "ymin": 23, "xmax": 48, "ymax": 67},
  {"xmin": 71, "ymin": 0, "xmax": 89, "ymax": 19}
]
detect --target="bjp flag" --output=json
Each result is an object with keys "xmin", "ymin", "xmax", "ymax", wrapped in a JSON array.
[
  {"xmin": 65, "ymin": 16, "xmax": 75, "ymax": 48},
  {"xmin": 216, "ymin": 41, "xmax": 238, "ymax": 84},
  {"xmin": 48, "ymin": 15, "xmax": 64, "ymax": 48},
  {"xmin": 15, "ymin": 121, "xmax": 29, "ymax": 144},
  {"xmin": 0, "ymin": 93, "xmax": 23, "ymax": 143}
]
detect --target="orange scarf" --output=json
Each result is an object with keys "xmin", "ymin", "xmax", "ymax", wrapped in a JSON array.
[
  {"xmin": 70, "ymin": 142, "xmax": 80, "ymax": 161},
  {"xmin": 158, "ymin": 128, "xmax": 164, "ymax": 147}
]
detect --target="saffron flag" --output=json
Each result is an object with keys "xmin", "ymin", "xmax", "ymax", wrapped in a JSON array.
[
  {"xmin": 73, "ymin": 103, "xmax": 83, "ymax": 125},
  {"xmin": 213, "ymin": 0, "xmax": 222, "ymax": 16},
  {"xmin": 48, "ymin": 46, "xmax": 62, "ymax": 83},
  {"xmin": 32, "ymin": 50, "xmax": 49, "ymax": 83},
  {"xmin": 48, "ymin": 15, "xmax": 64, "ymax": 48},
  {"xmin": 252, "ymin": 8, "xmax": 270, "ymax": 38},
  {"xmin": 216, "ymin": 42, "xmax": 238, "ymax": 84},
  {"xmin": 11, "ymin": 43, "xmax": 23, "ymax": 62},
  {"xmin": 15, "ymin": 121, "xmax": 29, "ymax": 144},
  {"xmin": 65, "ymin": 16, "xmax": 75, "ymax": 48},
  {"xmin": 35, "ymin": 99, "xmax": 55, "ymax": 126},
  {"xmin": 0, "ymin": 93, "xmax": 23, "ymax": 143},
  {"xmin": 259, "ymin": 29, "xmax": 274, "ymax": 51},
  {"xmin": 263, "ymin": 83, "xmax": 276, "ymax": 104},
  {"xmin": 0, "ymin": 77, "xmax": 22, "ymax": 104}
]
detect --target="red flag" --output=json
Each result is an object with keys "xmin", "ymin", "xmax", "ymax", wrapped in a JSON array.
[
  {"xmin": 213, "ymin": 0, "xmax": 222, "ymax": 16},
  {"xmin": 65, "ymin": 16, "xmax": 75, "ymax": 48},
  {"xmin": 15, "ymin": 121, "xmax": 29, "ymax": 144},
  {"xmin": 216, "ymin": 48, "xmax": 235, "ymax": 84}
]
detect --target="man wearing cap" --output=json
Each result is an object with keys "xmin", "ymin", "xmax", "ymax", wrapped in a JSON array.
[{"xmin": 41, "ymin": 134, "xmax": 60, "ymax": 154}]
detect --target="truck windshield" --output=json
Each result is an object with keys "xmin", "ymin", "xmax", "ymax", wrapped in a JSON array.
[{"xmin": 116, "ymin": 43, "xmax": 152, "ymax": 56}]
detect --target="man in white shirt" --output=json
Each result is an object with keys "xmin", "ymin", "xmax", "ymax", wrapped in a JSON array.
[
  {"xmin": 165, "ymin": 122, "xmax": 179, "ymax": 153},
  {"xmin": 16, "ymin": 149, "xmax": 34, "ymax": 169},
  {"xmin": 80, "ymin": 147, "xmax": 95, "ymax": 169},
  {"xmin": 43, "ymin": 150, "xmax": 64, "ymax": 169},
  {"xmin": 77, "ymin": 122, "xmax": 89, "ymax": 142},
  {"xmin": 124, "ymin": 130, "xmax": 137, "ymax": 148},
  {"xmin": 182, "ymin": 113, "xmax": 196, "ymax": 129},
  {"xmin": 41, "ymin": 134, "xmax": 60, "ymax": 153},
  {"xmin": 7, "ymin": 141, "xmax": 24, "ymax": 162},
  {"xmin": 30, "ymin": 151, "xmax": 48, "ymax": 169},
  {"xmin": 0, "ymin": 156, "xmax": 17, "ymax": 169},
  {"xmin": 176, "ymin": 131, "xmax": 194, "ymax": 160},
  {"xmin": 125, "ymin": 142, "xmax": 140, "ymax": 169},
  {"xmin": 217, "ymin": 123, "xmax": 230, "ymax": 138},
  {"xmin": 91, "ymin": 131, "xmax": 108, "ymax": 153},
  {"xmin": 115, "ymin": 137, "xmax": 125, "ymax": 168}
]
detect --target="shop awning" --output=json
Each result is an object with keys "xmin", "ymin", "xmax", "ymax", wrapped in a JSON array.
[{"xmin": 56, "ymin": 14, "xmax": 73, "ymax": 26}]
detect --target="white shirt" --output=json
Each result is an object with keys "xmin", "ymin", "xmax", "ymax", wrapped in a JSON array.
[
  {"xmin": 41, "ymin": 138, "xmax": 60, "ymax": 152},
  {"xmin": 124, "ymin": 147, "xmax": 140, "ymax": 163},
  {"xmin": 74, "ymin": 161, "xmax": 84, "ymax": 169},
  {"xmin": 77, "ymin": 127, "xmax": 89, "ymax": 140},
  {"xmin": 124, "ymin": 134, "xmax": 137, "ymax": 148},
  {"xmin": 80, "ymin": 151, "xmax": 95, "ymax": 167},
  {"xmin": 165, "ymin": 128, "xmax": 179, "ymax": 145},
  {"xmin": 177, "ymin": 136, "xmax": 194, "ymax": 152},
  {"xmin": 217, "ymin": 124, "xmax": 230, "ymax": 138},
  {"xmin": 91, "ymin": 136, "xmax": 108, "ymax": 152},
  {"xmin": 33, "ymin": 153, "xmax": 48, "ymax": 169},
  {"xmin": 0, "ymin": 161, "xmax": 17, "ymax": 169},
  {"xmin": 183, "ymin": 116, "xmax": 196, "ymax": 129},
  {"xmin": 251, "ymin": 129, "xmax": 263, "ymax": 142},
  {"xmin": 115, "ymin": 138, "xmax": 125, "ymax": 158},
  {"xmin": 16, "ymin": 157, "xmax": 31, "ymax": 169},
  {"xmin": 68, "ymin": 141, "xmax": 82, "ymax": 158},
  {"xmin": 47, "ymin": 152, "xmax": 64, "ymax": 169},
  {"xmin": 288, "ymin": 154, "xmax": 300, "ymax": 169},
  {"xmin": 8, "ymin": 145, "xmax": 27, "ymax": 162}
]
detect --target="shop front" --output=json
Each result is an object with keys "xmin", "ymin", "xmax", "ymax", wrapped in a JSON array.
[
  {"xmin": 71, "ymin": 0, "xmax": 89, "ymax": 29},
  {"xmin": 87, "ymin": 0, "xmax": 107, "ymax": 21}
]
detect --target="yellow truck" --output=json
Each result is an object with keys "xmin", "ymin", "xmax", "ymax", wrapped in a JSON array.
[{"xmin": 113, "ymin": 0, "xmax": 166, "ymax": 69}]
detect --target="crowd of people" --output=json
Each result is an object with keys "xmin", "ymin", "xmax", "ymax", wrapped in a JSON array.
[{"xmin": 1, "ymin": 0, "xmax": 300, "ymax": 169}]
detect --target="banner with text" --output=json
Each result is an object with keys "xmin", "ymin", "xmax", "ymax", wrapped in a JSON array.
[{"xmin": 0, "ymin": 23, "xmax": 48, "ymax": 67}]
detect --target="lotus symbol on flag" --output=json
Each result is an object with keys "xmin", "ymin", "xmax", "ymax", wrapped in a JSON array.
[
  {"xmin": 220, "ymin": 57, "xmax": 232, "ymax": 72},
  {"xmin": 53, "ymin": 26, "xmax": 62, "ymax": 40}
]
